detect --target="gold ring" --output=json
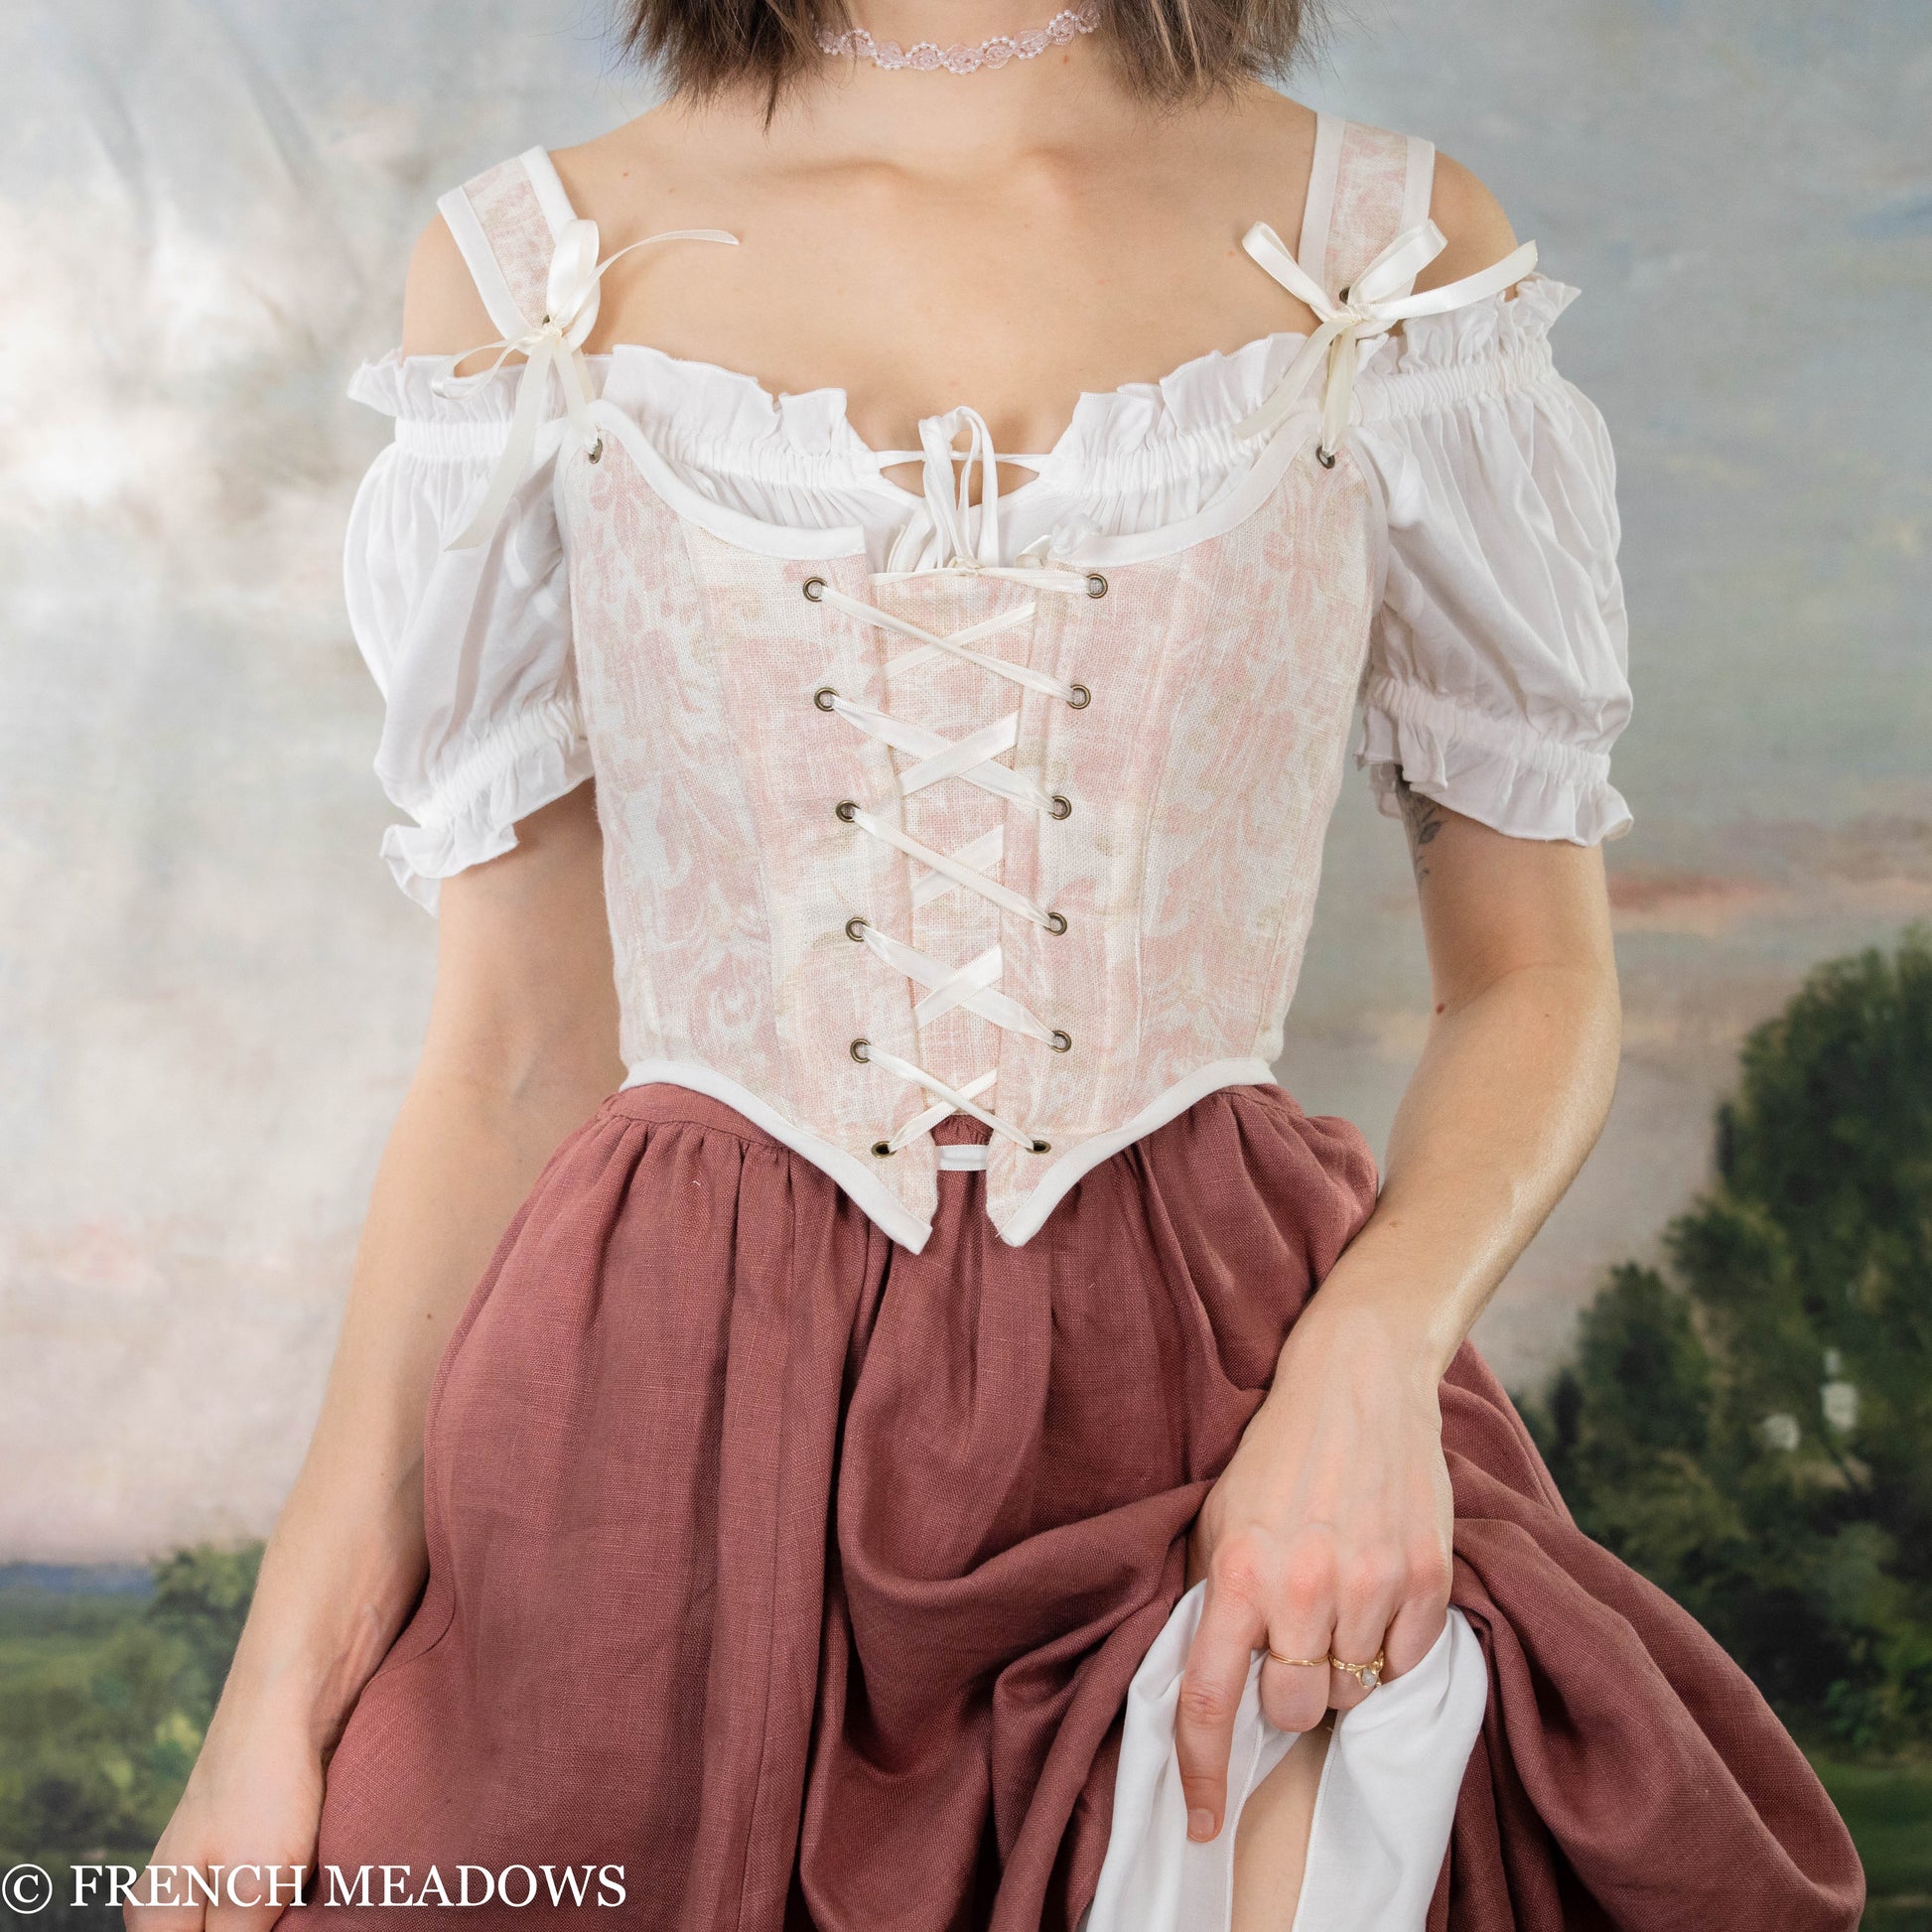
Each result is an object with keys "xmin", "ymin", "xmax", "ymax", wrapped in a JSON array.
[
  {"xmin": 1266, "ymin": 1650, "xmax": 1330, "ymax": 1670},
  {"xmin": 1328, "ymin": 1651, "xmax": 1386, "ymax": 1690}
]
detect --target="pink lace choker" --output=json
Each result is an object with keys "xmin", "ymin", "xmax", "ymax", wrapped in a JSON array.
[{"xmin": 816, "ymin": 2, "xmax": 1102, "ymax": 73}]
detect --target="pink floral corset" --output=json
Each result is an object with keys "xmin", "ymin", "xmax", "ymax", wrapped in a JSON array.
[
  {"xmin": 340, "ymin": 114, "xmax": 1631, "ymax": 1251},
  {"xmin": 563, "ymin": 435, "xmax": 1378, "ymax": 1247}
]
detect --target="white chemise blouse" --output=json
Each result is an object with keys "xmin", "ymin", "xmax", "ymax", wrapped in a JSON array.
[{"xmin": 345, "ymin": 168, "xmax": 1628, "ymax": 916}]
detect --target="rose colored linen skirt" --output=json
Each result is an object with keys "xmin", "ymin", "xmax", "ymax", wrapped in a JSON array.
[{"xmin": 283, "ymin": 1082, "xmax": 1862, "ymax": 1931}]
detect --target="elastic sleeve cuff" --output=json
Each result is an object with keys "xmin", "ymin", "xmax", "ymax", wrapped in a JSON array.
[
  {"xmin": 379, "ymin": 695, "xmax": 592, "ymax": 911},
  {"xmin": 1359, "ymin": 676, "xmax": 1631, "ymax": 847}
]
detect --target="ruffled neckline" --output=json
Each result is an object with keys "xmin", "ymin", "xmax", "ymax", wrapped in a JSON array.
[
  {"xmin": 1383, "ymin": 274, "xmax": 1578, "ymax": 370},
  {"xmin": 349, "ymin": 274, "xmax": 1578, "ymax": 495}
]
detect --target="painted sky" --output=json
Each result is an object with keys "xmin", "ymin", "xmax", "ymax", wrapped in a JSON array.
[{"xmin": 1, "ymin": 0, "xmax": 1927, "ymax": 1559}]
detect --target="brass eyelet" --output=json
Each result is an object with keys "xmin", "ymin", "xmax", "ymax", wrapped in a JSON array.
[
  {"xmin": 1029, "ymin": 1138, "xmax": 1052, "ymax": 1154},
  {"xmin": 813, "ymin": 686, "xmax": 839, "ymax": 712},
  {"xmin": 1085, "ymin": 572, "xmax": 1108, "ymax": 599},
  {"xmin": 1065, "ymin": 683, "xmax": 1092, "ymax": 710},
  {"xmin": 585, "ymin": 435, "xmax": 605, "ymax": 465},
  {"xmin": 1048, "ymin": 793, "xmax": 1072, "ymax": 821},
  {"xmin": 1314, "ymin": 444, "xmax": 1337, "ymax": 471},
  {"xmin": 802, "ymin": 576, "xmax": 826, "ymax": 602},
  {"xmin": 871, "ymin": 1140, "xmax": 896, "ymax": 1158},
  {"xmin": 1048, "ymin": 1029, "xmax": 1073, "ymax": 1053},
  {"xmin": 1043, "ymin": 910, "xmax": 1068, "ymax": 936},
  {"xmin": 845, "ymin": 915, "xmax": 869, "ymax": 941},
  {"xmin": 834, "ymin": 799, "xmax": 859, "ymax": 823},
  {"xmin": 849, "ymin": 1037, "xmax": 871, "ymax": 1064}
]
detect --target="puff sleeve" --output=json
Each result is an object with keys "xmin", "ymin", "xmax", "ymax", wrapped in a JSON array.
[
  {"xmin": 343, "ymin": 352, "xmax": 592, "ymax": 910},
  {"xmin": 1352, "ymin": 279, "xmax": 1632, "ymax": 844}
]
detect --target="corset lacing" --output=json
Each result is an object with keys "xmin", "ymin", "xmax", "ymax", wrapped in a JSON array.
[{"xmin": 809, "ymin": 407, "xmax": 1101, "ymax": 1171}]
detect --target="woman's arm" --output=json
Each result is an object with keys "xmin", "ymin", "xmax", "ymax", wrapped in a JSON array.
[
  {"xmin": 130, "ymin": 785, "xmax": 621, "ymax": 1928},
  {"xmin": 1174, "ymin": 787, "xmax": 1621, "ymax": 1843}
]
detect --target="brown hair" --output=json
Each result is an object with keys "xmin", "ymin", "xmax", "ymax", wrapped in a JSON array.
[{"xmin": 615, "ymin": 0, "xmax": 1322, "ymax": 106}]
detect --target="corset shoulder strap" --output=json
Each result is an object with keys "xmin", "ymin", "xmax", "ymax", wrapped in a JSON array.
[
  {"xmin": 1299, "ymin": 115, "xmax": 1438, "ymax": 301},
  {"xmin": 435, "ymin": 147, "xmax": 580, "ymax": 338}
]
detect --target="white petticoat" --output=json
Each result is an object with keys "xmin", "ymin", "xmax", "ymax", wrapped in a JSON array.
[{"xmin": 1082, "ymin": 1585, "xmax": 1487, "ymax": 1932}]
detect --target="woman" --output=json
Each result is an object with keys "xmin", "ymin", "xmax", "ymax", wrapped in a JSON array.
[{"xmin": 133, "ymin": 1, "xmax": 1863, "ymax": 1926}]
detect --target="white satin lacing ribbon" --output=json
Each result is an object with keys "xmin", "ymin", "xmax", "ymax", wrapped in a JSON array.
[
  {"xmin": 434, "ymin": 217, "xmax": 737, "ymax": 550},
  {"xmin": 811, "ymin": 406, "xmax": 1098, "ymax": 1167},
  {"xmin": 1234, "ymin": 218, "xmax": 1538, "ymax": 458}
]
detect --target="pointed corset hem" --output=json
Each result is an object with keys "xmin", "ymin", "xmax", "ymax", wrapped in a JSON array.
[{"xmin": 617, "ymin": 1055, "xmax": 1282, "ymax": 1251}]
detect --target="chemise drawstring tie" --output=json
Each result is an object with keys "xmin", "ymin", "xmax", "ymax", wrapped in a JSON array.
[
  {"xmin": 435, "ymin": 217, "xmax": 737, "ymax": 550},
  {"xmin": 1235, "ymin": 217, "xmax": 1538, "ymax": 460},
  {"xmin": 807, "ymin": 407, "xmax": 1099, "ymax": 1168}
]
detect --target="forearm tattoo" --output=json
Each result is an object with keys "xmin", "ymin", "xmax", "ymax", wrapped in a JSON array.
[{"xmin": 1393, "ymin": 775, "xmax": 1447, "ymax": 882}]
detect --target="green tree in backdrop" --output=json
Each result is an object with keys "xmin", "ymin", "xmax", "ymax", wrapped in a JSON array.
[
  {"xmin": 1530, "ymin": 927, "xmax": 1932, "ymax": 1751},
  {"xmin": 0, "ymin": 1546, "xmax": 261, "ymax": 1927}
]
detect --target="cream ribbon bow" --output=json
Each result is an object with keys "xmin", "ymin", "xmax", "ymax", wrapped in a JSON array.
[
  {"xmin": 435, "ymin": 217, "xmax": 737, "ymax": 550},
  {"xmin": 1234, "ymin": 218, "xmax": 1538, "ymax": 457},
  {"xmin": 870, "ymin": 405, "xmax": 1093, "ymax": 593},
  {"xmin": 916, "ymin": 404, "xmax": 1005, "ymax": 570}
]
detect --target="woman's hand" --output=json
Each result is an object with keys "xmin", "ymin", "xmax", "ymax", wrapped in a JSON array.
[
  {"xmin": 1174, "ymin": 1295, "xmax": 1454, "ymax": 1841},
  {"xmin": 124, "ymin": 1680, "xmax": 325, "ymax": 1930}
]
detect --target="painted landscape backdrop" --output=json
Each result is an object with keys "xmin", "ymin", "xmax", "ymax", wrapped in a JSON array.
[{"xmin": 1, "ymin": 0, "xmax": 1927, "ymax": 1921}]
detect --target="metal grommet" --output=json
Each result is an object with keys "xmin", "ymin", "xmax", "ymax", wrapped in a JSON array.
[
  {"xmin": 1048, "ymin": 793, "xmax": 1073, "ymax": 821},
  {"xmin": 845, "ymin": 915, "xmax": 869, "ymax": 941},
  {"xmin": 1043, "ymin": 910, "xmax": 1068, "ymax": 936},
  {"xmin": 834, "ymin": 799, "xmax": 859, "ymax": 823},
  {"xmin": 1048, "ymin": 1029, "xmax": 1073, "ymax": 1053},
  {"xmin": 1314, "ymin": 444, "xmax": 1337, "ymax": 471},
  {"xmin": 1029, "ymin": 1138, "xmax": 1052, "ymax": 1154},
  {"xmin": 802, "ymin": 576, "xmax": 826, "ymax": 602},
  {"xmin": 1085, "ymin": 572, "xmax": 1108, "ymax": 599},
  {"xmin": 586, "ymin": 435, "xmax": 604, "ymax": 465},
  {"xmin": 813, "ymin": 686, "xmax": 839, "ymax": 712},
  {"xmin": 871, "ymin": 1140, "xmax": 895, "ymax": 1158},
  {"xmin": 849, "ymin": 1037, "xmax": 871, "ymax": 1063},
  {"xmin": 1065, "ymin": 683, "xmax": 1092, "ymax": 710}
]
